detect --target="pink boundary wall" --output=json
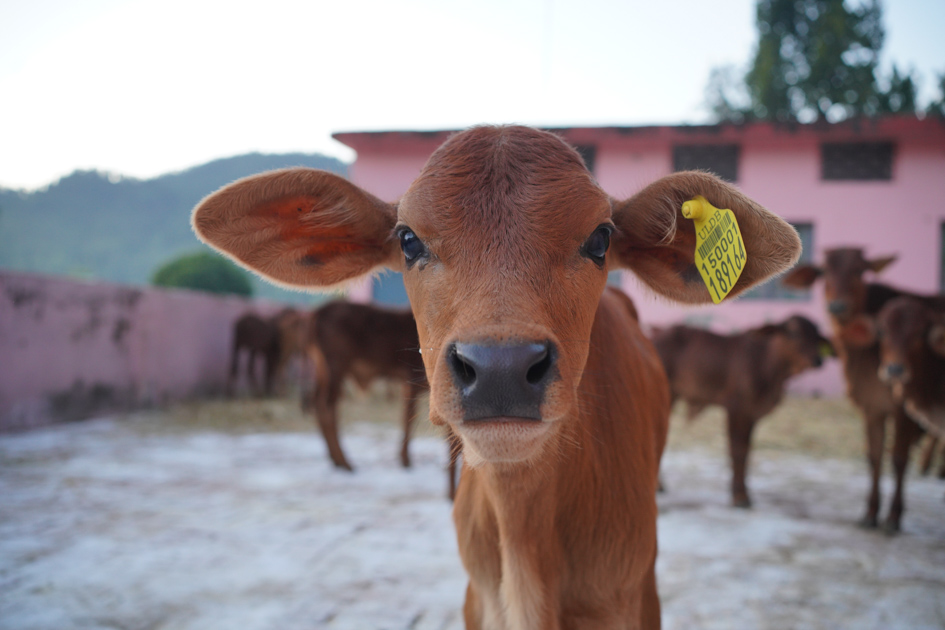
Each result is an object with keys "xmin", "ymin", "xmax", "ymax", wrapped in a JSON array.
[
  {"xmin": 0, "ymin": 271, "xmax": 284, "ymax": 431},
  {"xmin": 335, "ymin": 118, "xmax": 945, "ymax": 396}
]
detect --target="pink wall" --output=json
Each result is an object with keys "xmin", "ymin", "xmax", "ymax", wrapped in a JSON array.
[
  {"xmin": 335, "ymin": 120, "xmax": 945, "ymax": 396},
  {"xmin": 0, "ymin": 271, "xmax": 283, "ymax": 431}
]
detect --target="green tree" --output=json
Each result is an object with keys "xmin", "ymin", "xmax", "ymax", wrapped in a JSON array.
[
  {"xmin": 152, "ymin": 251, "xmax": 253, "ymax": 297},
  {"xmin": 927, "ymin": 73, "xmax": 945, "ymax": 118},
  {"xmin": 708, "ymin": 0, "xmax": 923, "ymax": 123}
]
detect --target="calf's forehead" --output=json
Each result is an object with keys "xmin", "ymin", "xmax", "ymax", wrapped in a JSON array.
[
  {"xmin": 397, "ymin": 126, "xmax": 611, "ymax": 250},
  {"xmin": 824, "ymin": 248, "xmax": 867, "ymax": 278},
  {"xmin": 880, "ymin": 300, "xmax": 929, "ymax": 340},
  {"xmin": 786, "ymin": 315, "xmax": 820, "ymax": 340}
]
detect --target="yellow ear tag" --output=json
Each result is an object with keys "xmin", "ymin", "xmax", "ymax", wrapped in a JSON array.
[{"xmin": 682, "ymin": 195, "xmax": 747, "ymax": 304}]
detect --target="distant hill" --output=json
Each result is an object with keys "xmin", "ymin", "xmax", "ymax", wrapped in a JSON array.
[{"xmin": 0, "ymin": 153, "xmax": 348, "ymax": 304}]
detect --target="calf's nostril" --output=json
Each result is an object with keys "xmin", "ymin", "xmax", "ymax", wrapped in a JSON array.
[
  {"xmin": 448, "ymin": 344, "xmax": 477, "ymax": 387},
  {"xmin": 526, "ymin": 345, "xmax": 553, "ymax": 385}
]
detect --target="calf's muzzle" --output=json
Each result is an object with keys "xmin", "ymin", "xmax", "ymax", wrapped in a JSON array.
[
  {"xmin": 879, "ymin": 362, "xmax": 909, "ymax": 384},
  {"xmin": 447, "ymin": 341, "xmax": 556, "ymax": 421}
]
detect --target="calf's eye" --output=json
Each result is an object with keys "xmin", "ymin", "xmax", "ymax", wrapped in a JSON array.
[
  {"xmin": 582, "ymin": 225, "xmax": 613, "ymax": 266},
  {"xmin": 398, "ymin": 228, "xmax": 428, "ymax": 266}
]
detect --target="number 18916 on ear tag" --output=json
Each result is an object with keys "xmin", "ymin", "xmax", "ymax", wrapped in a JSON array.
[{"xmin": 682, "ymin": 195, "xmax": 747, "ymax": 304}]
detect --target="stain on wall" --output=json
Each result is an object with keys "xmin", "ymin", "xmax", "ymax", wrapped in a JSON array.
[{"xmin": 0, "ymin": 271, "xmax": 284, "ymax": 431}]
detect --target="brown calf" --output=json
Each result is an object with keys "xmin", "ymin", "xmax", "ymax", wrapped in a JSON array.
[
  {"xmin": 653, "ymin": 316, "xmax": 833, "ymax": 507},
  {"xmin": 192, "ymin": 125, "xmax": 800, "ymax": 628},
  {"xmin": 305, "ymin": 299, "xmax": 427, "ymax": 472},
  {"xmin": 874, "ymin": 297, "xmax": 945, "ymax": 439},
  {"xmin": 227, "ymin": 308, "xmax": 306, "ymax": 397},
  {"xmin": 226, "ymin": 312, "xmax": 280, "ymax": 397},
  {"xmin": 785, "ymin": 248, "xmax": 945, "ymax": 532},
  {"xmin": 271, "ymin": 307, "xmax": 309, "ymax": 392}
]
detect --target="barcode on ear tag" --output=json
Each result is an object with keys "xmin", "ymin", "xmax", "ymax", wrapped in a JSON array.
[{"xmin": 682, "ymin": 196, "xmax": 747, "ymax": 304}]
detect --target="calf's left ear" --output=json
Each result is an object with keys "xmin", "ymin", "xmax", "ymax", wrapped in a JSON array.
[
  {"xmin": 191, "ymin": 168, "xmax": 401, "ymax": 290},
  {"xmin": 610, "ymin": 171, "xmax": 801, "ymax": 303}
]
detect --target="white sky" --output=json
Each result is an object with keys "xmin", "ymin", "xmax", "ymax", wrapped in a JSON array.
[{"xmin": 1, "ymin": 0, "xmax": 943, "ymax": 190}]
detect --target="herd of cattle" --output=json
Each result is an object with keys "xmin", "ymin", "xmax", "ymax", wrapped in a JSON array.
[
  {"xmin": 228, "ymin": 246, "xmax": 944, "ymax": 530},
  {"xmin": 194, "ymin": 125, "xmax": 942, "ymax": 628}
]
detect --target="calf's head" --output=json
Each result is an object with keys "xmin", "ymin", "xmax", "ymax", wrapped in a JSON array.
[
  {"xmin": 192, "ymin": 126, "xmax": 800, "ymax": 466},
  {"xmin": 875, "ymin": 297, "xmax": 945, "ymax": 389},
  {"xmin": 758, "ymin": 315, "xmax": 835, "ymax": 376},
  {"xmin": 783, "ymin": 247, "xmax": 896, "ymax": 324}
]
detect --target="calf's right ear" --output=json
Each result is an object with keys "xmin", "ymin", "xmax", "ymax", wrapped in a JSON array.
[
  {"xmin": 782, "ymin": 265, "xmax": 823, "ymax": 289},
  {"xmin": 610, "ymin": 171, "xmax": 801, "ymax": 303},
  {"xmin": 191, "ymin": 168, "xmax": 401, "ymax": 290}
]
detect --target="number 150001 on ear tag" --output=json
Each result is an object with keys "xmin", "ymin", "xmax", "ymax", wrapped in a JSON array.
[{"xmin": 682, "ymin": 195, "xmax": 747, "ymax": 304}]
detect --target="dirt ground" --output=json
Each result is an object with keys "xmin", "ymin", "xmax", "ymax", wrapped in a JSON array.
[{"xmin": 2, "ymin": 391, "xmax": 944, "ymax": 629}]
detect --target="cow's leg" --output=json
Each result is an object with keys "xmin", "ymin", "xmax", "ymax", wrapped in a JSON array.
[
  {"xmin": 639, "ymin": 558, "xmax": 661, "ymax": 630},
  {"xmin": 860, "ymin": 411, "xmax": 886, "ymax": 529},
  {"xmin": 400, "ymin": 382, "xmax": 419, "ymax": 468},
  {"xmin": 314, "ymin": 379, "xmax": 354, "ymax": 471},
  {"xmin": 227, "ymin": 344, "xmax": 240, "ymax": 397},
  {"xmin": 884, "ymin": 409, "xmax": 924, "ymax": 534},
  {"xmin": 726, "ymin": 412, "xmax": 757, "ymax": 508},
  {"xmin": 918, "ymin": 436, "xmax": 937, "ymax": 476},
  {"xmin": 263, "ymin": 348, "xmax": 278, "ymax": 397},
  {"xmin": 247, "ymin": 350, "xmax": 262, "ymax": 397}
]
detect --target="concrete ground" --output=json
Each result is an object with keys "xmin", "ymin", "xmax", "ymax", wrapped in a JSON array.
[{"xmin": 1, "ymin": 405, "xmax": 943, "ymax": 630}]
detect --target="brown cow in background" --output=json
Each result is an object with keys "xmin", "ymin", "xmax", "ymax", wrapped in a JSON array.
[
  {"xmin": 227, "ymin": 312, "xmax": 280, "ymax": 397},
  {"xmin": 784, "ymin": 248, "xmax": 945, "ymax": 532},
  {"xmin": 305, "ymin": 300, "xmax": 426, "ymax": 471},
  {"xmin": 271, "ymin": 307, "xmax": 309, "ymax": 393},
  {"xmin": 304, "ymin": 299, "xmax": 462, "ymax": 498},
  {"xmin": 653, "ymin": 315, "xmax": 834, "ymax": 507},
  {"xmin": 227, "ymin": 308, "xmax": 306, "ymax": 397}
]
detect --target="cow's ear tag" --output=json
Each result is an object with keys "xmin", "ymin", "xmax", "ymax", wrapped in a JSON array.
[{"xmin": 682, "ymin": 196, "xmax": 747, "ymax": 304}]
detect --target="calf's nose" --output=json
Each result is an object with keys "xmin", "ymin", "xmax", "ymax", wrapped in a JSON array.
[
  {"xmin": 828, "ymin": 300, "xmax": 850, "ymax": 317},
  {"xmin": 881, "ymin": 362, "xmax": 908, "ymax": 383},
  {"xmin": 447, "ymin": 341, "xmax": 556, "ymax": 421}
]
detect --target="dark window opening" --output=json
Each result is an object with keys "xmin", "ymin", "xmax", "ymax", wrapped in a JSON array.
[
  {"xmin": 673, "ymin": 144, "xmax": 739, "ymax": 182},
  {"xmin": 821, "ymin": 142, "xmax": 893, "ymax": 181},
  {"xmin": 742, "ymin": 222, "xmax": 814, "ymax": 301}
]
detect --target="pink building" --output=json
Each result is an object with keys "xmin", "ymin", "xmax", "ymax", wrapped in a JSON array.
[{"xmin": 335, "ymin": 117, "xmax": 945, "ymax": 396}]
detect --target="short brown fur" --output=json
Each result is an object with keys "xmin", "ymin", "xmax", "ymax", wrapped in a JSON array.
[{"xmin": 192, "ymin": 125, "xmax": 801, "ymax": 628}]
